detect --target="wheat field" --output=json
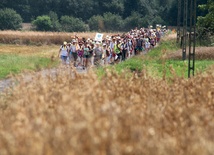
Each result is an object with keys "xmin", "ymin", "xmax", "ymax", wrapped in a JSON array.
[
  {"xmin": 0, "ymin": 31, "xmax": 118, "ymax": 45},
  {"xmin": 0, "ymin": 67, "xmax": 214, "ymax": 155}
]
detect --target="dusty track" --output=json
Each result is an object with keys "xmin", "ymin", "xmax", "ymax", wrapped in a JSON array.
[{"xmin": 0, "ymin": 66, "xmax": 86, "ymax": 93}]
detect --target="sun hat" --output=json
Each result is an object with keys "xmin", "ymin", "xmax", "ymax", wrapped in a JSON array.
[
  {"xmin": 63, "ymin": 41, "xmax": 67, "ymax": 45},
  {"xmin": 72, "ymin": 39, "xmax": 77, "ymax": 43}
]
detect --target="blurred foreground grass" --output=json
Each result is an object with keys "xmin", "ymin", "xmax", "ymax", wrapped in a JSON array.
[{"xmin": 0, "ymin": 65, "xmax": 214, "ymax": 155}]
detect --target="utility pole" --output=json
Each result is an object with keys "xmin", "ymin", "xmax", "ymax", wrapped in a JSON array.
[
  {"xmin": 182, "ymin": 0, "xmax": 188, "ymax": 61},
  {"xmin": 177, "ymin": 0, "xmax": 181, "ymax": 43},
  {"xmin": 188, "ymin": 0, "xmax": 196, "ymax": 78}
]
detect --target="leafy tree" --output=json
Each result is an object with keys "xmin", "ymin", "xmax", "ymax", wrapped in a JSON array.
[
  {"xmin": 28, "ymin": 0, "xmax": 60, "ymax": 21},
  {"xmin": 142, "ymin": 15, "xmax": 154, "ymax": 27},
  {"xmin": 0, "ymin": 8, "xmax": 22, "ymax": 30},
  {"xmin": 123, "ymin": 0, "xmax": 140, "ymax": 17},
  {"xmin": 197, "ymin": 0, "xmax": 214, "ymax": 45},
  {"xmin": 103, "ymin": 12, "xmax": 123, "ymax": 32},
  {"xmin": 58, "ymin": 0, "xmax": 98, "ymax": 21},
  {"xmin": 60, "ymin": 15, "xmax": 89, "ymax": 32},
  {"xmin": 104, "ymin": 0, "xmax": 124, "ymax": 16},
  {"xmin": 123, "ymin": 12, "xmax": 144, "ymax": 31},
  {"xmin": 88, "ymin": 15, "xmax": 105, "ymax": 31},
  {"xmin": 32, "ymin": 15, "xmax": 52, "ymax": 31},
  {"xmin": 48, "ymin": 11, "xmax": 61, "ymax": 31},
  {"xmin": 150, "ymin": 16, "xmax": 165, "ymax": 27},
  {"xmin": 197, "ymin": 0, "xmax": 214, "ymax": 34},
  {"xmin": 165, "ymin": 0, "xmax": 177, "ymax": 26}
]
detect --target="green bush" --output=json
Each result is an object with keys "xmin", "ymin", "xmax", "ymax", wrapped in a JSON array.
[
  {"xmin": 32, "ymin": 15, "xmax": 52, "ymax": 31},
  {"xmin": 48, "ymin": 11, "xmax": 61, "ymax": 32},
  {"xmin": 197, "ymin": 0, "xmax": 214, "ymax": 46},
  {"xmin": 123, "ymin": 12, "xmax": 145, "ymax": 31},
  {"xmin": 0, "ymin": 8, "xmax": 23, "ymax": 30},
  {"xmin": 88, "ymin": 15, "xmax": 104, "ymax": 31},
  {"xmin": 103, "ymin": 12, "xmax": 123, "ymax": 32},
  {"xmin": 150, "ymin": 16, "xmax": 165, "ymax": 27},
  {"xmin": 60, "ymin": 16, "xmax": 89, "ymax": 32}
]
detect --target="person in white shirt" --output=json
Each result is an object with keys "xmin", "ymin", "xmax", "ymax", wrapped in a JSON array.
[
  {"xmin": 58, "ymin": 41, "xmax": 68, "ymax": 65},
  {"xmin": 70, "ymin": 39, "xmax": 78, "ymax": 67}
]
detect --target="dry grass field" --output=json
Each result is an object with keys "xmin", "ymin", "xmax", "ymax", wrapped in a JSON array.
[
  {"xmin": 0, "ymin": 31, "xmax": 118, "ymax": 45},
  {"xmin": 0, "ymin": 44, "xmax": 59, "ymax": 56},
  {"xmin": 167, "ymin": 46, "xmax": 214, "ymax": 60},
  {"xmin": 164, "ymin": 34, "xmax": 214, "ymax": 60},
  {"xmin": 0, "ymin": 68, "xmax": 214, "ymax": 155}
]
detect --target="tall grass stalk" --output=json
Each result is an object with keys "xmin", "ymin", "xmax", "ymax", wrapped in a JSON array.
[{"xmin": 0, "ymin": 68, "xmax": 214, "ymax": 155}]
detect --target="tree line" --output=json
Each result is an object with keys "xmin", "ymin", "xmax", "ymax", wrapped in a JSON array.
[{"xmin": 0, "ymin": 0, "xmax": 213, "ymax": 34}]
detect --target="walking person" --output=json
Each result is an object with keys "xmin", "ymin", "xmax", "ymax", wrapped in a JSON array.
[
  {"xmin": 77, "ymin": 41, "xmax": 84, "ymax": 67},
  {"xmin": 135, "ymin": 35, "xmax": 143, "ymax": 55},
  {"xmin": 109, "ymin": 37, "xmax": 116, "ymax": 64},
  {"xmin": 145, "ymin": 38, "xmax": 151, "ymax": 53},
  {"xmin": 58, "ymin": 41, "xmax": 69, "ymax": 65},
  {"xmin": 94, "ymin": 42, "xmax": 102, "ymax": 66},
  {"xmin": 121, "ymin": 39, "xmax": 128, "ymax": 61},
  {"xmin": 82, "ymin": 42, "xmax": 90, "ymax": 70},
  {"xmin": 114, "ymin": 39, "xmax": 121, "ymax": 63},
  {"xmin": 67, "ymin": 43, "xmax": 72, "ymax": 64},
  {"xmin": 70, "ymin": 39, "xmax": 78, "ymax": 67},
  {"xmin": 101, "ymin": 43, "xmax": 108, "ymax": 65},
  {"xmin": 89, "ymin": 42, "xmax": 95, "ymax": 67}
]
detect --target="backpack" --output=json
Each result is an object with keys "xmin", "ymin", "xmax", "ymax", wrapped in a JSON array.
[
  {"xmin": 136, "ymin": 39, "xmax": 143, "ymax": 47},
  {"xmin": 94, "ymin": 47, "xmax": 101, "ymax": 56}
]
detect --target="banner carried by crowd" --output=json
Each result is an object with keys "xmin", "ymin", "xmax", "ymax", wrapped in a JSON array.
[{"xmin": 58, "ymin": 27, "xmax": 167, "ymax": 69}]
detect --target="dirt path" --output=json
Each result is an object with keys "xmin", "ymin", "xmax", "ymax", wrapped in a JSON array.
[
  {"xmin": 0, "ymin": 78, "xmax": 13, "ymax": 93},
  {"xmin": 0, "ymin": 66, "xmax": 86, "ymax": 94}
]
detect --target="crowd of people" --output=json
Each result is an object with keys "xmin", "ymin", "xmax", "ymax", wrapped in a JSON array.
[{"xmin": 58, "ymin": 27, "xmax": 166, "ymax": 69}]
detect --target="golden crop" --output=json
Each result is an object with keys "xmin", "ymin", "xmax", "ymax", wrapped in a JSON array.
[
  {"xmin": 167, "ymin": 46, "xmax": 214, "ymax": 60},
  {"xmin": 0, "ymin": 66, "xmax": 214, "ymax": 155},
  {"xmin": 0, "ymin": 31, "xmax": 118, "ymax": 45}
]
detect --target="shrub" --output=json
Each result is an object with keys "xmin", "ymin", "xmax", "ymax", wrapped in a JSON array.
[
  {"xmin": 103, "ymin": 12, "xmax": 123, "ymax": 32},
  {"xmin": 197, "ymin": 0, "xmax": 214, "ymax": 46},
  {"xmin": 48, "ymin": 11, "xmax": 61, "ymax": 32},
  {"xmin": 0, "ymin": 8, "xmax": 23, "ymax": 30},
  {"xmin": 123, "ymin": 12, "xmax": 145, "ymax": 31},
  {"xmin": 32, "ymin": 15, "xmax": 53, "ymax": 31},
  {"xmin": 60, "ymin": 16, "xmax": 89, "ymax": 32},
  {"xmin": 150, "ymin": 16, "xmax": 165, "ymax": 27},
  {"xmin": 88, "ymin": 15, "xmax": 105, "ymax": 31}
]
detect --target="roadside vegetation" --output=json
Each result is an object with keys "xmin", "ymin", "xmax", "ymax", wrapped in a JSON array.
[
  {"xmin": 0, "ymin": 32, "xmax": 213, "ymax": 80},
  {"xmin": 0, "ymin": 54, "xmax": 57, "ymax": 79},
  {"xmin": 97, "ymin": 34, "xmax": 214, "ymax": 79},
  {"xmin": 0, "ymin": 44, "xmax": 59, "ymax": 79}
]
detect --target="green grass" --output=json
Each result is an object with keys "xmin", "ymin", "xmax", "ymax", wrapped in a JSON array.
[
  {"xmin": 0, "ymin": 54, "xmax": 58, "ymax": 79},
  {"xmin": 147, "ymin": 40, "xmax": 180, "ymax": 58}
]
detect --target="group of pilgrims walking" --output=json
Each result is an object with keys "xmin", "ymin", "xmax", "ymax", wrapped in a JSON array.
[{"xmin": 58, "ymin": 27, "xmax": 166, "ymax": 69}]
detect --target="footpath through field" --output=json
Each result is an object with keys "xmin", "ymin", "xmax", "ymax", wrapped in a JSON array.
[
  {"xmin": 0, "ymin": 27, "xmax": 166, "ymax": 93},
  {"xmin": 0, "ymin": 66, "xmax": 86, "ymax": 93}
]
